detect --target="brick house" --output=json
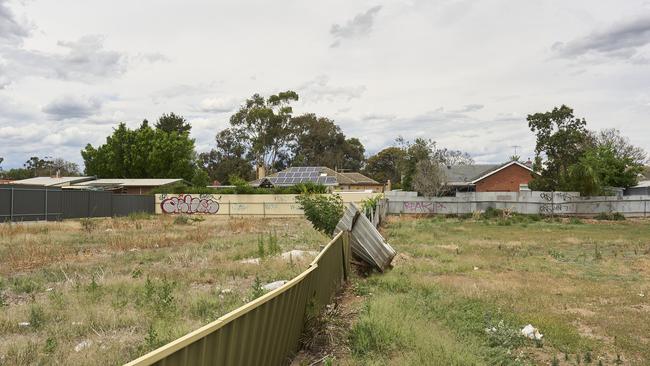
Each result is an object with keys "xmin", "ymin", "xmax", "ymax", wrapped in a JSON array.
[{"xmin": 444, "ymin": 161, "xmax": 536, "ymax": 193}]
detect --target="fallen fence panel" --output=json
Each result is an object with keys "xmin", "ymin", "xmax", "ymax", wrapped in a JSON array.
[{"xmin": 124, "ymin": 231, "xmax": 350, "ymax": 366}]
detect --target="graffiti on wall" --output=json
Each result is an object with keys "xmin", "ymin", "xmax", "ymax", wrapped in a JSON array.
[
  {"xmin": 539, "ymin": 192, "xmax": 575, "ymax": 215},
  {"xmin": 403, "ymin": 201, "xmax": 446, "ymax": 213},
  {"xmin": 161, "ymin": 194, "xmax": 220, "ymax": 214}
]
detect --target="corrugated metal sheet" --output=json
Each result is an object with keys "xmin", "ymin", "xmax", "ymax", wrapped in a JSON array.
[
  {"xmin": 334, "ymin": 203, "xmax": 396, "ymax": 272},
  {"xmin": 124, "ymin": 231, "xmax": 350, "ymax": 366}
]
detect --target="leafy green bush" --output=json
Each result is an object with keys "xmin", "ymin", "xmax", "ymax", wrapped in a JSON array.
[
  {"xmin": 173, "ymin": 215, "xmax": 190, "ymax": 225},
  {"xmin": 360, "ymin": 194, "xmax": 383, "ymax": 218},
  {"xmin": 296, "ymin": 194, "xmax": 344, "ymax": 237}
]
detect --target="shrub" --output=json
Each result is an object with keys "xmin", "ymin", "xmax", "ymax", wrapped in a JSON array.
[
  {"xmin": 173, "ymin": 215, "xmax": 190, "ymax": 225},
  {"xmin": 296, "ymin": 194, "xmax": 344, "ymax": 237},
  {"xmin": 595, "ymin": 212, "xmax": 626, "ymax": 221},
  {"xmin": 360, "ymin": 195, "xmax": 383, "ymax": 218}
]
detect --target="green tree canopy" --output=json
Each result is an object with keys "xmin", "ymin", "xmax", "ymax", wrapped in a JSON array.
[
  {"xmin": 363, "ymin": 147, "xmax": 406, "ymax": 185},
  {"xmin": 155, "ymin": 113, "xmax": 191, "ymax": 134},
  {"xmin": 82, "ymin": 118, "xmax": 197, "ymax": 180},
  {"xmin": 228, "ymin": 91, "xmax": 299, "ymax": 170},
  {"xmin": 290, "ymin": 113, "xmax": 365, "ymax": 171},
  {"xmin": 527, "ymin": 105, "xmax": 590, "ymax": 191},
  {"xmin": 199, "ymin": 129, "xmax": 254, "ymax": 184}
]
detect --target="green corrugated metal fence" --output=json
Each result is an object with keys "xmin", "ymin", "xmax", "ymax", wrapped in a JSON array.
[{"xmin": 124, "ymin": 231, "xmax": 351, "ymax": 366}]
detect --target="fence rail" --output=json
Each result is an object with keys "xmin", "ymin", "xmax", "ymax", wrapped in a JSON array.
[
  {"xmin": 0, "ymin": 185, "xmax": 154, "ymax": 222},
  {"xmin": 125, "ymin": 231, "xmax": 351, "ymax": 366}
]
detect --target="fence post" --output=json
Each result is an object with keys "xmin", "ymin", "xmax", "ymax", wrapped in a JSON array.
[{"xmin": 10, "ymin": 187, "xmax": 14, "ymax": 222}]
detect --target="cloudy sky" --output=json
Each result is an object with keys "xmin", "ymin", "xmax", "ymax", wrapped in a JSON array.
[{"xmin": 1, "ymin": 0, "xmax": 650, "ymax": 170}]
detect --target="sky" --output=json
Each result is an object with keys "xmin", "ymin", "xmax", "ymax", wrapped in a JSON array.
[{"xmin": 1, "ymin": 0, "xmax": 650, "ymax": 170}]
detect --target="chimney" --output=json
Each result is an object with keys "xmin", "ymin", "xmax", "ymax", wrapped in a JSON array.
[
  {"xmin": 256, "ymin": 165, "xmax": 266, "ymax": 179},
  {"xmin": 386, "ymin": 179, "xmax": 392, "ymax": 192}
]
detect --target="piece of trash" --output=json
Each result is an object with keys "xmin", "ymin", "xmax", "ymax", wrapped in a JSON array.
[
  {"xmin": 485, "ymin": 326, "xmax": 496, "ymax": 334},
  {"xmin": 239, "ymin": 258, "xmax": 260, "ymax": 265},
  {"xmin": 521, "ymin": 324, "xmax": 543, "ymax": 340},
  {"xmin": 220, "ymin": 289, "xmax": 232, "ymax": 294},
  {"xmin": 280, "ymin": 250, "xmax": 318, "ymax": 261},
  {"xmin": 105, "ymin": 229, "xmax": 113, "ymax": 232},
  {"xmin": 473, "ymin": 266, "xmax": 479, "ymax": 271},
  {"xmin": 18, "ymin": 322, "xmax": 30, "ymax": 327},
  {"xmin": 74, "ymin": 340, "xmax": 92, "ymax": 352},
  {"xmin": 262, "ymin": 280, "xmax": 287, "ymax": 291},
  {"xmin": 72, "ymin": 321, "xmax": 83, "ymax": 326},
  {"xmin": 45, "ymin": 287, "xmax": 53, "ymax": 292},
  {"xmin": 639, "ymin": 293, "xmax": 645, "ymax": 297}
]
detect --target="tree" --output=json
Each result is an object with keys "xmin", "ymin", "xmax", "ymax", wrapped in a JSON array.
[
  {"xmin": 412, "ymin": 159, "xmax": 447, "ymax": 197},
  {"xmin": 290, "ymin": 113, "xmax": 366, "ymax": 171},
  {"xmin": 578, "ymin": 143, "xmax": 643, "ymax": 190},
  {"xmin": 295, "ymin": 193, "xmax": 344, "ymax": 237},
  {"xmin": 82, "ymin": 119, "xmax": 197, "ymax": 180},
  {"xmin": 527, "ymin": 105, "xmax": 590, "ymax": 191},
  {"xmin": 591, "ymin": 128, "xmax": 647, "ymax": 166},
  {"xmin": 191, "ymin": 168, "xmax": 210, "ymax": 187},
  {"xmin": 398, "ymin": 137, "xmax": 437, "ymax": 190},
  {"xmin": 363, "ymin": 147, "xmax": 406, "ymax": 185},
  {"xmin": 155, "ymin": 113, "xmax": 191, "ymax": 134},
  {"xmin": 229, "ymin": 91, "xmax": 299, "ymax": 171},
  {"xmin": 199, "ymin": 129, "xmax": 254, "ymax": 184}
]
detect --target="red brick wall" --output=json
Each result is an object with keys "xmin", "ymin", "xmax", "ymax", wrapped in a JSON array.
[{"xmin": 475, "ymin": 164, "xmax": 534, "ymax": 192}]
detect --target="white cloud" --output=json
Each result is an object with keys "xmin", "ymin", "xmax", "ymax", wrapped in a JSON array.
[
  {"xmin": 198, "ymin": 96, "xmax": 240, "ymax": 113},
  {"xmin": 298, "ymin": 75, "xmax": 366, "ymax": 102},
  {"xmin": 330, "ymin": 5, "xmax": 381, "ymax": 47},
  {"xmin": 42, "ymin": 95, "xmax": 103, "ymax": 120},
  {"xmin": 552, "ymin": 15, "xmax": 650, "ymax": 63}
]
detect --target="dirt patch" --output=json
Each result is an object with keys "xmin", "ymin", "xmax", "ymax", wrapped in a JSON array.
[
  {"xmin": 391, "ymin": 252, "xmax": 413, "ymax": 267},
  {"xmin": 291, "ymin": 283, "xmax": 364, "ymax": 365}
]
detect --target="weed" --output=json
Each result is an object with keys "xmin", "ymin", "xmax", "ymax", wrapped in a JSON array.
[
  {"xmin": 11, "ymin": 276, "xmax": 43, "ymax": 295},
  {"xmin": 584, "ymin": 351, "xmax": 592, "ymax": 363},
  {"xmin": 594, "ymin": 244, "xmax": 603, "ymax": 261},
  {"xmin": 29, "ymin": 304, "xmax": 46, "ymax": 329},
  {"xmin": 549, "ymin": 249, "xmax": 565, "ymax": 261},
  {"xmin": 80, "ymin": 218, "xmax": 97, "ymax": 233},
  {"xmin": 250, "ymin": 275, "xmax": 266, "ymax": 300},
  {"xmin": 552, "ymin": 355, "xmax": 560, "ymax": 366},
  {"xmin": 595, "ymin": 212, "xmax": 626, "ymax": 221},
  {"xmin": 173, "ymin": 215, "xmax": 190, "ymax": 225},
  {"xmin": 484, "ymin": 319, "xmax": 523, "ymax": 350},
  {"xmin": 144, "ymin": 324, "xmax": 160, "ymax": 350},
  {"xmin": 44, "ymin": 337, "xmax": 57, "ymax": 354},
  {"xmin": 570, "ymin": 217, "xmax": 584, "ymax": 225},
  {"xmin": 131, "ymin": 268, "xmax": 143, "ymax": 279},
  {"xmin": 140, "ymin": 277, "xmax": 177, "ymax": 317},
  {"xmin": 189, "ymin": 216, "xmax": 206, "ymax": 223}
]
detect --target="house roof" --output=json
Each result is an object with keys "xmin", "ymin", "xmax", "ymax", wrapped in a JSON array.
[
  {"xmin": 444, "ymin": 161, "xmax": 535, "ymax": 186},
  {"xmin": 632, "ymin": 180, "xmax": 650, "ymax": 188},
  {"xmin": 76, "ymin": 178, "xmax": 183, "ymax": 187},
  {"xmin": 249, "ymin": 166, "xmax": 381, "ymax": 187},
  {"xmin": 11, "ymin": 176, "xmax": 95, "ymax": 187}
]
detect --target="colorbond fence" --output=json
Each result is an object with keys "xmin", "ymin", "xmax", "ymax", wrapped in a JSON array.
[
  {"xmin": 125, "ymin": 231, "xmax": 351, "ymax": 366},
  {"xmin": 0, "ymin": 185, "xmax": 154, "ymax": 222}
]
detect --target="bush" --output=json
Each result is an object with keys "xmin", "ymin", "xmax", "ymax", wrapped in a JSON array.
[
  {"xmin": 296, "ymin": 194, "xmax": 344, "ymax": 237},
  {"xmin": 360, "ymin": 195, "xmax": 383, "ymax": 219},
  {"xmin": 595, "ymin": 212, "xmax": 626, "ymax": 221}
]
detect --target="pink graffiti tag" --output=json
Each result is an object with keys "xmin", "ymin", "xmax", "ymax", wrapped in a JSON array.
[{"xmin": 161, "ymin": 195, "xmax": 220, "ymax": 214}]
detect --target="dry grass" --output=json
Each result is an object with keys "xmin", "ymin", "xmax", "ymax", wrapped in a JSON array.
[{"xmin": 0, "ymin": 215, "xmax": 328, "ymax": 366}]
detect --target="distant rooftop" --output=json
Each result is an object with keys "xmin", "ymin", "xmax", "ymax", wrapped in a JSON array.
[
  {"xmin": 250, "ymin": 166, "xmax": 381, "ymax": 188},
  {"xmin": 11, "ymin": 176, "xmax": 95, "ymax": 187},
  {"xmin": 76, "ymin": 179, "xmax": 183, "ymax": 187},
  {"xmin": 444, "ymin": 161, "xmax": 535, "ymax": 186}
]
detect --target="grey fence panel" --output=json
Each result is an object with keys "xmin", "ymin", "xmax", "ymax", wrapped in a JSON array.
[
  {"xmin": 62, "ymin": 191, "xmax": 89, "ymax": 219},
  {"xmin": 112, "ymin": 195, "xmax": 154, "ymax": 216},
  {"xmin": 89, "ymin": 191, "xmax": 113, "ymax": 217},
  {"xmin": 0, "ymin": 188, "xmax": 12, "ymax": 222}
]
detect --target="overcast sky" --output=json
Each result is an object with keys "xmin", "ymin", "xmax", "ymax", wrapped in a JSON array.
[{"xmin": 1, "ymin": 0, "xmax": 650, "ymax": 170}]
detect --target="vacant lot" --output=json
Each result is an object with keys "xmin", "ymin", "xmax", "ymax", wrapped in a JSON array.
[
  {"xmin": 342, "ymin": 215, "xmax": 650, "ymax": 366},
  {"xmin": 0, "ymin": 215, "xmax": 328, "ymax": 366}
]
